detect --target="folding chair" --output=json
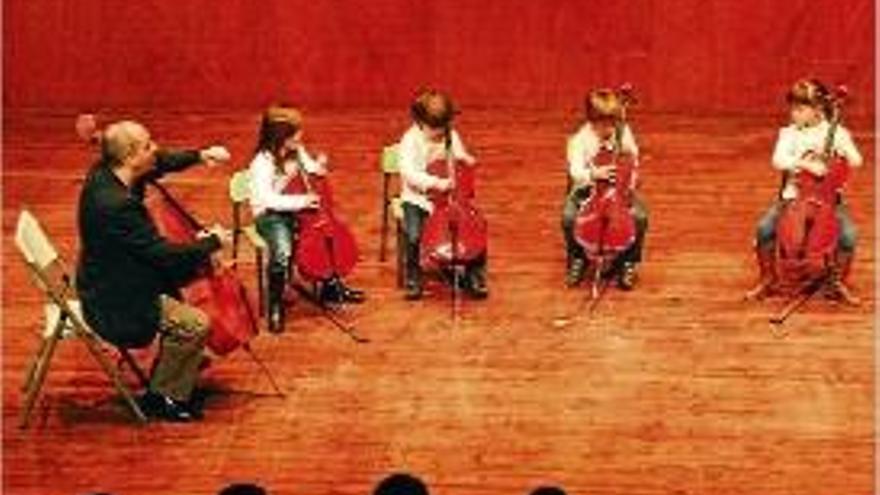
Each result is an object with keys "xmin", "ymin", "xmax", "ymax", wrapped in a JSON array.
[
  {"xmin": 15, "ymin": 209, "xmax": 147, "ymax": 428},
  {"xmin": 378, "ymin": 144, "xmax": 406, "ymax": 287}
]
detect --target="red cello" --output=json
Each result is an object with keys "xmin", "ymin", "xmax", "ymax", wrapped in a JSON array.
[
  {"xmin": 770, "ymin": 87, "xmax": 851, "ymax": 323},
  {"xmin": 146, "ymin": 183, "xmax": 260, "ymax": 356},
  {"xmin": 278, "ymin": 153, "xmax": 368, "ymax": 343},
  {"xmin": 282, "ymin": 161, "xmax": 359, "ymax": 284},
  {"xmin": 573, "ymin": 87, "xmax": 638, "ymax": 300},
  {"xmin": 420, "ymin": 146, "xmax": 488, "ymax": 272}
]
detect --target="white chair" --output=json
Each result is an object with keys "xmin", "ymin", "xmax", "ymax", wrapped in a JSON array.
[{"xmin": 15, "ymin": 209, "xmax": 147, "ymax": 428}]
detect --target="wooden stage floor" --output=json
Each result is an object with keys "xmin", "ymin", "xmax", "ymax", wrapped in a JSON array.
[{"xmin": 2, "ymin": 108, "xmax": 876, "ymax": 495}]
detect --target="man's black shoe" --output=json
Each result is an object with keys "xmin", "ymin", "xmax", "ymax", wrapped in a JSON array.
[{"xmin": 138, "ymin": 391, "xmax": 198, "ymax": 422}]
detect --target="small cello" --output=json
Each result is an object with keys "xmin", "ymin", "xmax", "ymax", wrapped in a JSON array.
[
  {"xmin": 283, "ymin": 158, "xmax": 359, "ymax": 284},
  {"xmin": 775, "ymin": 87, "xmax": 849, "ymax": 285},
  {"xmin": 420, "ymin": 139, "xmax": 488, "ymax": 271},
  {"xmin": 573, "ymin": 86, "xmax": 638, "ymax": 300},
  {"xmin": 770, "ymin": 87, "xmax": 851, "ymax": 324},
  {"xmin": 281, "ymin": 151, "xmax": 369, "ymax": 343}
]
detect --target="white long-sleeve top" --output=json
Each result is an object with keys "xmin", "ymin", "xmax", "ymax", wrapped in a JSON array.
[
  {"xmin": 397, "ymin": 124, "xmax": 476, "ymax": 212},
  {"xmin": 771, "ymin": 120, "xmax": 862, "ymax": 199},
  {"xmin": 567, "ymin": 122, "xmax": 639, "ymax": 189},
  {"xmin": 248, "ymin": 146, "xmax": 327, "ymax": 217}
]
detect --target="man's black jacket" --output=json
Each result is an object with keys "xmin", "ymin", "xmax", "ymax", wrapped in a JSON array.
[{"xmin": 76, "ymin": 150, "xmax": 220, "ymax": 348}]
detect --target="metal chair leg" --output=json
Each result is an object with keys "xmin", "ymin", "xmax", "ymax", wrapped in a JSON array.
[
  {"xmin": 380, "ymin": 174, "xmax": 390, "ymax": 262},
  {"xmin": 256, "ymin": 248, "xmax": 265, "ymax": 319},
  {"xmin": 77, "ymin": 328, "xmax": 147, "ymax": 423},
  {"xmin": 18, "ymin": 320, "xmax": 64, "ymax": 428},
  {"xmin": 118, "ymin": 348, "xmax": 150, "ymax": 389},
  {"xmin": 396, "ymin": 220, "xmax": 405, "ymax": 289},
  {"xmin": 232, "ymin": 203, "xmax": 242, "ymax": 268},
  {"xmin": 21, "ymin": 332, "xmax": 50, "ymax": 394}
]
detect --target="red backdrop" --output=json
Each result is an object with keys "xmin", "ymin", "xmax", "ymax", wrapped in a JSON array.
[{"xmin": 3, "ymin": 0, "xmax": 875, "ymax": 114}]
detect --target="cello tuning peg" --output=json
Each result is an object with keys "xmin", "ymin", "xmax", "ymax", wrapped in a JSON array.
[
  {"xmin": 618, "ymin": 83, "xmax": 637, "ymax": 105},
  {"xmin": 75, "ymin": 113, "xmax": 101, "ymax": 144}
]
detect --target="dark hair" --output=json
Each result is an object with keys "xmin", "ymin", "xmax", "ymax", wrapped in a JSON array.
[
  {"xmin": 410, "ymin": 89, "xmax": 456, "ymax": 130},
  {"xmin": 529, "ymin": 486, "xmax": 568, "ymax": 495},
  {"xmin": 218, "ymin": 482, "xmax": 268, "ymax": 495},
  {"xmin": 372, "ymin": 473, "xmax": 429, "ymax": 495},
  {"xmin": 255, "ymin": 104, "xmax": 302, "ymax": 162}
]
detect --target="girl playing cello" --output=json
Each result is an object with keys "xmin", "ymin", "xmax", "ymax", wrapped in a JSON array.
[{"xmin": 248, "ymin": 105, "xmax": 364, "ymax": 333}]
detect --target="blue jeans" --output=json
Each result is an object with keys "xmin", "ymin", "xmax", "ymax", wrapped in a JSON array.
[
  {"xmin": 561, "ymin": 186, "xmax": 649, "ymax": 264},
  {"xmin": 755, "ymin": 199, "xmax": 857, "ymax": 253},
  {"xmin": 255, "ymin": 212, "xmax": 297, "ymax": 304}
]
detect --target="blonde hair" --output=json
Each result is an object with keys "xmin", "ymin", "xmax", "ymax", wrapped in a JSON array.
[
  {"xmin": 786, "ymin": 78, "xmax": 832, "ymax": 117},
  {"xmin": 264, "ymin": 104, "xmax": 303, "ymax": 127},
  {"xmin": 585, "ymin": 88, "xmax": 624, "ymax": 122}
]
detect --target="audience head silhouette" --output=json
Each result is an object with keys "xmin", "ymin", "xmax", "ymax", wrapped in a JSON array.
[{"xmin": 373, "ymin": 473, "xmax": 429, "ymax": 495}]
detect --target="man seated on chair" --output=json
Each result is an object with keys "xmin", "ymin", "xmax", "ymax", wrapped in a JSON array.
[{"xmin": 76, "ymin": 120, "xmax": 231, "ymax": 422}]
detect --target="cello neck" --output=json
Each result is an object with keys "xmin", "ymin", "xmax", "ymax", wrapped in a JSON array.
[
  {"xmin": 820, "ymin": 87, "xmax": 847, "ymax": 162},
  {"xmin": 613, "ymin": 84, "xmax": 634, "ymax": 158},
  {"xmin": 613, "ymin": 120, "xmax": 625, "ymax": 158},
  {"xmin": 298, "ymin": 166, "xmax": 316, "ymax": 194},
  {"xmin": 820, "ymin": 112, "xmax": 841, "ymax": 163},
  {"xmin": 446, "ymin": 150, "xmax": 456, "ymax": 194},
  {"xmin": 150, "ymin": 180, "xmax": 205, "ymax": 231},
  {"xmin": 444, "ymin": 130, "xmax": 459, "ymax": 200}
]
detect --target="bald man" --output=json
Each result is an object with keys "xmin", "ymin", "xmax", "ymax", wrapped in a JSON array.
[{"xmin": 76, "ymin": 120, "xmax": 230, "ymax": 422}]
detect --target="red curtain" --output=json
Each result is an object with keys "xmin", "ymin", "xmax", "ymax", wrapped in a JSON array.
[{"xmin": 3, "ymin": 0, "xmax": 875, "ymax": 114}]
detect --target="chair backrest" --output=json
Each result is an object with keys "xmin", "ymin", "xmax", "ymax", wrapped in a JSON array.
[
  {"xmin": 380, "ymin": 144, "xmax": 400, "ymax": 175},
  {"xmin": 229, "ymin": 169, "xmax": 252, "ymax": 204},
  {"xmin": 15, "ymin": 209, "xmax": 59, "ymax": 270}
]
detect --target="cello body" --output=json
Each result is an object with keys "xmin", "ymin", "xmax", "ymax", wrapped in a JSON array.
[
  {"xmin": 147, "ymin": 184, "xmax": 258, "ymax": 356},
  {"xmin": 419, "ymin": 158, "xmax": 488, "ymax": 270},
  {"xmin": 573, "ymin": 147, "xmax": 637, "ymax": 260},
  {"xmin": 283, "ymin": 170, "xmax": 359, "ymax": 283},
  {"xmin": 774, "ymin": 156, "xmax": 848, "ymax": 287},
  {"xmin": 773, "ymin": 86, "xmax": 851, "ymax": 291}
]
